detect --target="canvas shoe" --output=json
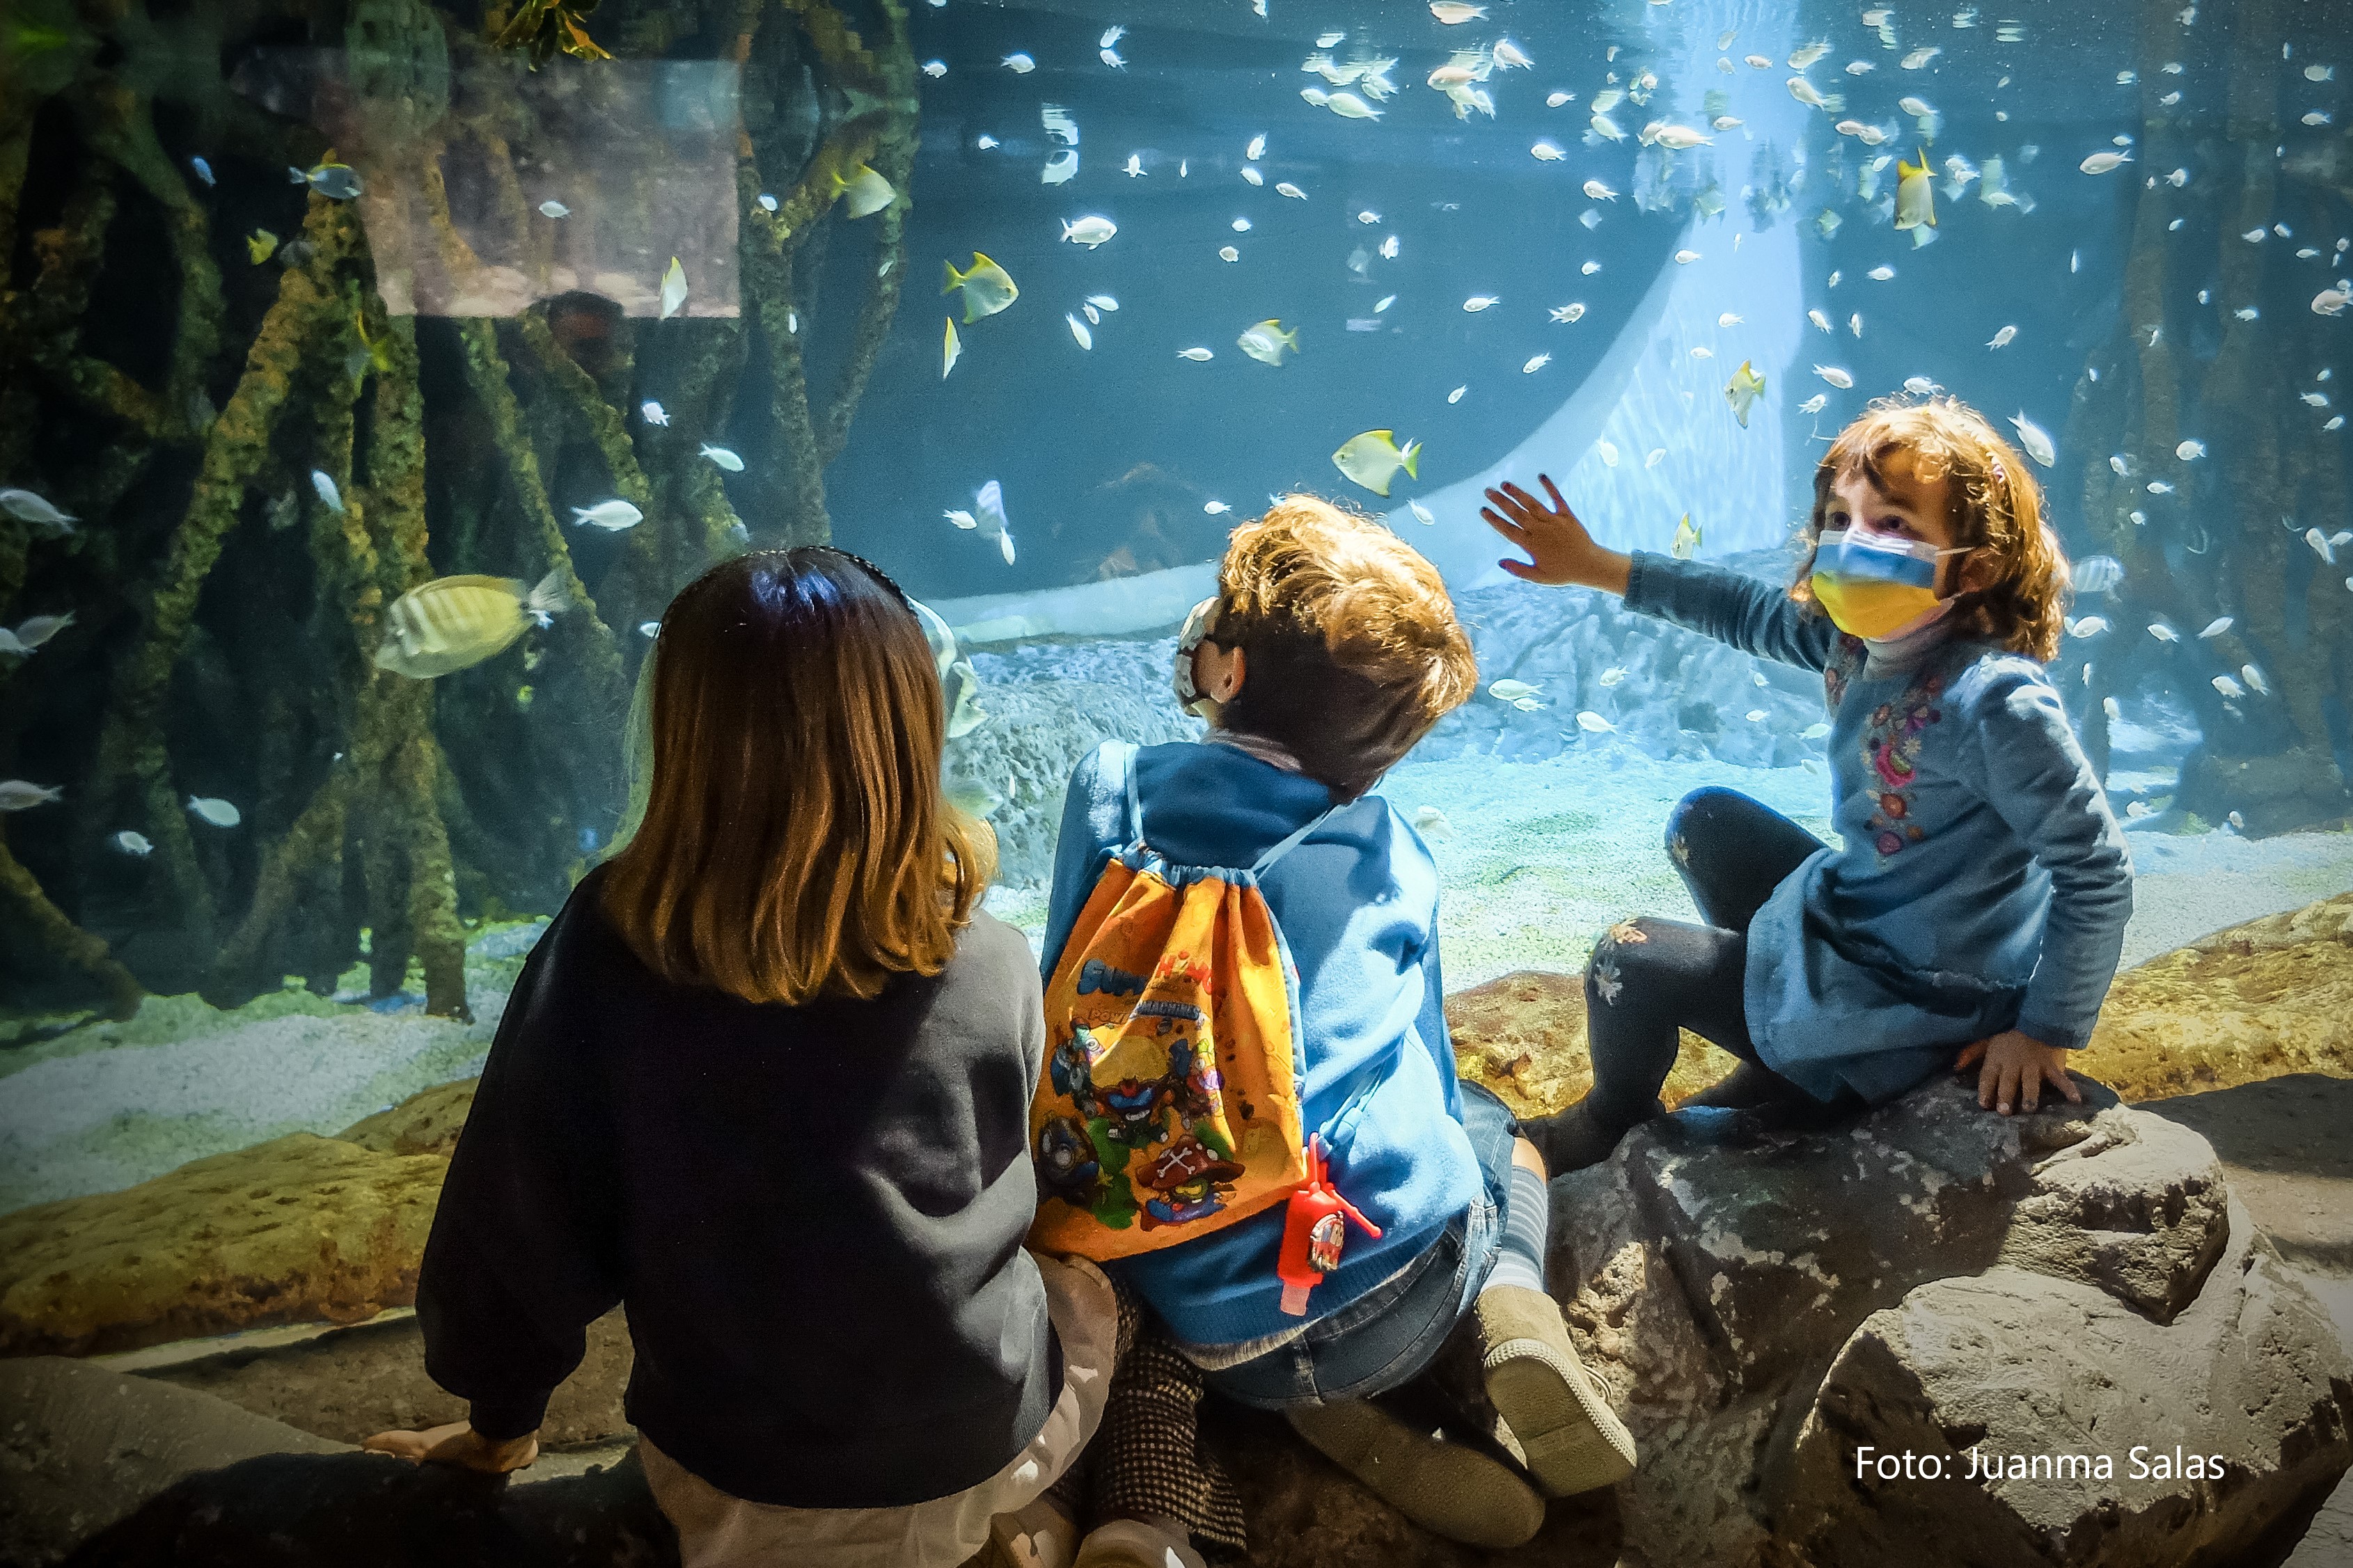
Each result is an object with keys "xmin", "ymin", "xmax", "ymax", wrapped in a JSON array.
[
  {"xmin": 1072, "ymin": 1517, "xmax": 1207, "ymax": 1568},
  {"xmin": 982, "ymin": 1499, "xmax": 1078, "ymax": 1568},
  {"xmin": 1472, "ymin": 1284, "xmax": 1638, "ymax": 1496}
]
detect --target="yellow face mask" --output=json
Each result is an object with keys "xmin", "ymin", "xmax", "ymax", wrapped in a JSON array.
[{"xmin": 1808, "ymin": 528, "xmax": 1967, "ymax": 640}]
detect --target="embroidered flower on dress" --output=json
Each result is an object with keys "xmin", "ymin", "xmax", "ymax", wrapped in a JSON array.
[{"xmin": 1857, "ymin": 670, "xmax": 1946, "ymax": 860}]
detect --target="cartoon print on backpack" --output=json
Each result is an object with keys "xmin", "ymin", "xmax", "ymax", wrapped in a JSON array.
[{"xmin": 1135, "ymin": 1132, "xmax": 1248, "ymax": 1230}]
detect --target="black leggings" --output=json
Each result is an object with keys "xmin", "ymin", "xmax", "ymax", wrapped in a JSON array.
[{"xmin": 1582, "ymin": 788, "xmax": 1829, "ymax": 1127}]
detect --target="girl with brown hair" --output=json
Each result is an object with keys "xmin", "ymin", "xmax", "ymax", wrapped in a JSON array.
[
  {"xmin": 363, "ymin": 548, "xmax": 1119, "ymax": 1568},
  {"xmin": 1481, "ymin": 395, "xmax": 2134, "ymax": 1172}
]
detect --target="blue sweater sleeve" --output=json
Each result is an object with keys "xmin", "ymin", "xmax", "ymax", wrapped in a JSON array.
[
  {"xmin": 1623, "ymin": 551, "xmax": 1843, "ymax": 674},
  {"xmin": 1959, "ymin": 666, "xmax": 2135, "ymax": 1050},
  {"xmin": 1040, "ymin": 741, "xmax": 1134, "ymax": 983}
]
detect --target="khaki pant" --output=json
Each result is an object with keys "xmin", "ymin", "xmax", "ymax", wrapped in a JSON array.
[{"xmin": 640, "ymin": 1253, "xmax": 1116, "ymax": 1568}]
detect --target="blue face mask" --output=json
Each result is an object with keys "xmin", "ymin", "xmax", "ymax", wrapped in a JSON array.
[
  {"xmin": 1813, "ymin": 528, "xmax": 1951, "ymax": 588},
  {"xmin": 1809, "ymin": 529, "xmax": 1972, "ymax": 640}
]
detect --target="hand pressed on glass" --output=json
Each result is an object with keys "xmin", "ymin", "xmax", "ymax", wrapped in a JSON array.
[{"xmin": 1479, "ymin": 475, "xmax": 1632, "ymax": 594}]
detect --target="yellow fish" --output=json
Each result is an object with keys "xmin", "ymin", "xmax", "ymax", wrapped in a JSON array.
[
  {"xmin": 944, "ymin": 252, "xmax": 1018, "ymax": 323},
  {"xmin": 1672, "ymin": 513, "xmax": 1702, "ymax": 559},
  {"xmin": 1237, "ymin": 319, "xmax": 1300, "ymax": 365},
  {"xmin": 375, "ymin": 571, "xmax": 569, "ymax": 679},
  {"xmin": 1896, "ymin": 148, "xmax": 1937, "ymax": 231},
  {"xmin": 832, "ymin": 162, "xmax": 896, "ymax": 219},
  {"xmin": 1724, "ymin": 360, "xmax": 1766, "ymax": 428},
  {"xmin": 658, "ymin": 257, "xmax": 688, "ymax": 321},
  {"xmin": 943, "ymin": 316, "xmax": 961, "ymax": 379},
  {"xmin": 246, "ymin": 228, "xmax": 278, "ymax": 264},
  {"xmin": 1331, "ymin": 429, "xmax": 1420, "ymax": 496}
]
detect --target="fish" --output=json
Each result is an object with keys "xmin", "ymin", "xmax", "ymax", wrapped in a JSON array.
[
  {"xmin": 2149, "ymin": 623, "xmax": 2180, "ymax": 642},
  {"xmin": 2075, "ymin": 555, "xmax": 2125, "ymax": 593},
  {"xmin": 2008, "ymin": 412, "xmax": 2056, "ymax": 467},
  {"xmin": 539, "ymin": 199, "xmax": 569, "ymax": 218},
  {"xmin": 0, "ymin": 781, "xmax": 63, "ymax": 811},
  {"xmin": 2147, "ymin": 480, "xmax": 2175, "ymax": 495},
  {"xmin": 1522, "ymin": 353, "xmax": 1552, "ymax": 374},
  {"xmin": 1060, "ymin": 215, "xmax": 1117, "ymax": 248},
  {"xmin": 289, "ymin": 161, "xmax": 363, "ymax": 200},
  {"xmin": 1713, "ymin": 116, "xmax": 1745, "ymax": 131},
  {"xmin": 758, "ymin": 190, "xmax": 782, "ymax": 209},
  {"xmin": 1788, "ymin": 78, "xmax": 1843, "ymax": 111},
  {"xmin": 111, "ymin": 830, "xmax": 154, "ymax": 855},
  {"xmin": 1247, "ymin": 134, "xmax": 1268, "ymax": 159},
  {"xmin": 189, "ymin": 156, "xmax": 215, "ymax": 188},
  {"xmin": 1596, "ymin": 439, "xmax": 1619, "ymax": 466},
  {"xmin": 1085, "ymin": 294, "xmax": 1119, "ymax": 314},
  {"xmin": 828, "ymin": 161, "xmax": 896, "ymax": 219},
  {"xmin": 1583, "ymin": 179, "xmax": 1619, "ymax": 201},
  {"xmin": 699, "ymin": 444, "xmax": 744, "ymax": 472},
  {"xmin": 1408, "ymin": 500, "xmax": 1435, "ymax": 525},
  {"xmin": 638, "ymin": 620, "xmax": 662, "ymax": 638},
  {"xmin": 2079, "ymin": 150, "xmax": 2133, "ymax": 174},
  {"xmin": 1653, "ymin": 125, "xmax": 1713, "ymax": 150},
  {"xmin": 944, "ymin": 253, "xmax": 1018, "ymax": 322},
  {"xmin": 1301, "ymin": 87, "xmax": 1330, "ymax": 107},
  {"xmin": 1101, "ymin": 47, "xmax": 1125, "ymax": 68},
  {"xmin": 1552, "ymin": 303, "xmax": 1587, "ymax": 323},
  {"xmin": 1745, "ymin": 54, "xmax": 1773, "ymax": 68},
  {"xmin": 1412, "ymin": 805, "xmax": 1456, "ymax": 841},
  {"xmin": 0, "ymin": 612, "xmax": 72, "ymax": 654},
  {"xmin": 1902, "ymin": 46, "xmax": 1942, "ymax": 68},
  {"xmin": 1332, "ymin": 430, "xmax": 1422, "ymax": 495},
  {"xmin": 1489, "ymin": 679, "xmax": 1543, "ymax": 701},
  {"xmin": 943, "ymin": 317, "xmax": 961, "ymax": 379},
  {"xmin": 1589, "ymin": 112, "xmax": 1626, "ymax": 141},
  {"xmin": 1828, "ymin": 270, "xmax": 1843, "ymax": 287},
  {"xmin": 308, "ymin": 469, "xmax": 344, "ymax": 514},
  {"xmin": 1242, "ymin": 165, "xmax": 1264, "ymax": 185},
  {"xmin": 1719, "ymin": 312, "xmax": 1745, "ymax": 327},
  {"xmin": 1591, "ymin": 88, "xmax": 1625, "ymax": 113},
  {"xmin": 0, "ymin": 488, "xmax": 76, "ymax": 530},
  {"xmin": 186, "ymin": 794, "xmax": 242, "ymax": 827},
  {"xmin": 1238, "ymin": 319, "xmax": 1300, "ymax": 365},
  {"xmin": 1276, "ymin": 182, "xmax": 1307, "ymax": 199},
  {"xmin": 1548, "ymin": 90, "xmax": 1573, "ymax": 106},
  {"xmin": 1043, "ymin": 150, "xmax": 1078, "ymax": 184},
  {"xmin": 1809, "ymin": 308, "xmax": 1834, "ymax": 334},
  {"xmin": 1002, "ymin": 52, "xmax": 1034, "ymax": 72},
  {"xmin": 2212, "ymin": 674, "xmax": 2246, "ymax": 698},
  {"xmin": 973, "ymin": 480, "xmax": 1016, "ymax": 564},
  {"xmin": 2308, "ymin": 528, "xmax": 2338, "ymax": 564},
  {"xmin": 2242, "ymin": 663, "xmax": 2271, "ymax": 695},
  {"xmin": 1800, "ymin": 393, "xmax": 1829, "ymax": 415},
  {"xmin": 1646, "ymin": 448, "xmax": 1667, "ymax": 468},
  {"xmin": 1067, "ymin": 313, "xmax": 1092, "ymax": 349},
  {"xmin": 921, "ymin": 58, "xmax": 946, "ymax": 77},
  {"xmin": 1493, "ymin": 38, "xmax": 1532, "ymax": 69},
  {"xmin": 1675, "ymin": 249, "xmax": 1701, "ymax": 264},
  {"xmin": 1462, "ymin": 294, "xmax": 1500, "ymax": 311},
  {"xmin": 246, "ymin": 228, "xmax": 278, "ymax": 264},
  {"xmin": 1867, "ymin": 264, "xmax": 1898, "ymax": 281},
  {"xmin": 1790, "ymin": 40, "xmax": 1832, "ymax": 68},
  {"xmin": 2198, "ymin": 617, "xmax": 2233, "ymax": 638},
  {"xmin": 1325, "ymin": 92, "xmax": 1383, "ymax": 119},
  {"xmin": 944, "ymin": 509, "xmax": 976, "ymax": 529},
  {"xmin": 2176, "ymin": 439, "xmax": 2206, "ymax": 461},
  {"xmin": 1218, "ymin": 246, "xmax": 1240, "ymax": 262},
  {"xmin": 1846, "ymin": 59, "xmax": 1875, "ymax": 74},
  {"xmin": 1987, "ymin": 325, "xmax": 2017, "ymax": 349},
  {"xmin": 375, "ymin": 571, "xmax": 570, "ymax": 679},
  {"xmin": 1896, "ymin": 148, "xmax": 1937, "ymax": 231},
  {"xmin": 1449, "ymin": 386, "xmax": 1467, "ymax": 404},
  {"xmin": 1177, "ymin": 347, "xmax": 1215, "ymax": 361},
  {"xmin": 1204, "ymin": 500, "xmax": 1231, "ymax": 516},
  {"xmin": 2306, "ymin": 63, "xmax": 2335, "ymax": 81},
  {"xmin": 1814, "ymin": 365, "xmax": 1855, "ymax": 388},
  {"xmin": 1582, "ymin": 260, "xmax": 1602, "ymax": 275},
  {"xmin": 1596, "ymin": 667, "xmax": 1630, "ymax": 688},
  {"xmin": 1514, "ymin": 696, "xmax": 1545, "ymax": 712},
  {"xmin": 1724, "ymin": 361, "xmax": 1768, "ymax": 428},
  {"xmin": 2068, "ymin": 616, "xmax": 2111, "ymax": 637},
  {"xmin": 1575, "ymin": 711, "xmax": 1616, "ymax": 734},
  {"xmin": 1532, "ymin": 141, "xmax": 1566, "ymax": 161},
  {"xmin": 1101, "ymin": 24, "xmax": 1125, "ymax": 46},
  {"xmin": 1672, "ymin": 513, "xmax": 1703, "ymax": 558},
  {"xmin": 1429, "ymin": 1, "xmax": 1486, "ymax": 20},
  {"xmin": 2311, "ymin": 287, "xmax": 2350, "ymax": 317},
  {"xmin": 659, "ymin": 257, "xmax": 689, "ymax": 320},
  {"xmin": 573, "ymin": 498, "xmax": 645, "ymax": 528},
  {"xmin": 1374, "ymin": 295, "xmax": 1396, "ymax": 312}
]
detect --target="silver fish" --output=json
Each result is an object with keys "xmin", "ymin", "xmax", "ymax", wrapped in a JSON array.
[
  {"xmin": 0, "ymin": 488, "xmax": 77, "ymax": 530},
  {"xmin": 0, "ymin": 780, "xmax": 63, "ymax": 810}
]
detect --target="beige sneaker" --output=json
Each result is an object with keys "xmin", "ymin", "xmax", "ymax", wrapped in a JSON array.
[
  {"xmin": 982, "ymin": 1499, "xmax": 1078, "ymax": 1568},
  {"xmin": 1285, "ymin": 1397, "xmax": 1548, "ymax": 1549},
  {"xmin": 1072, "ymin": 1518, "xmax": 1208, "ymax": 1568},
  {"xmin": 1473, "ymin": 1285, "xmax": 1638, "ymax": 1496}
]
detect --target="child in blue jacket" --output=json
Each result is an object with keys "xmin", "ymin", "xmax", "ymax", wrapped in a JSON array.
[
  {"xmin": 1023, "ymin": 498, "xmax": 1638, "ymax": 1565},
  {"xmin": 1480, "ymin": 397, "xmax": 2133, "ymax": 1171}
]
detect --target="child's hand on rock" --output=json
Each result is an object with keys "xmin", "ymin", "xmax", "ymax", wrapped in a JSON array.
[
  {"xmin": 1954, "ymin": 1030, "xmax": 2082, "ymax": 1116},
  {"xmin": 363, "ymin": 1420, "xmax": 539, "ymax": 1473}
]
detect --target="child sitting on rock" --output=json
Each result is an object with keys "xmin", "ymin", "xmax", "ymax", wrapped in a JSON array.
[
  {"xmin": 1007, "ymin": 497, "xmax": 1639, "ymax": 1564},
  {"xmin": 1479, "ymin": 396, "xmax": 2134, "ymax": 1171}
]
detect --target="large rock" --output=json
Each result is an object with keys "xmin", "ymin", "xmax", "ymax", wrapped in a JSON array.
[
  {"xmin": 2079, "ymin": 891, "xmax": 2353, "ymax": 1102},
  {"xmin": 0, "ymin": 1134, "xmax": 446, "ymax": 1356},
  {"xmin": 337, "ymin": 1077, "xmax": 478, "ymax": 1157},
  {"xmin": 1547, "ymin": 1077, "xmax": 2352, "ymax": 1567},
  {"xmin": 1446, "ymin": 967, "xmax": 1731, "ymax": 1118}
]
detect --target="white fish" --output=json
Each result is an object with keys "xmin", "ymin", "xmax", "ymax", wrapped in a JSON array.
[
  {"xmin": 1276, "ymin": 182, "xmax": 1307, "ymax": 199},
  {"xmin": 1846, "ymin": 60, "xmax": 1875, "ymax": 74},
  {"xmin": 1067, "ymin": 313, "xmax": 1092, "ymax": 349},
  {"xmin": 539, "ymin": 200, "xmax": 569, "ymax": 218},
  {"xmin": 1787, "ymin": 77, "xmax": 1841, "ymax": 111},
  {"xmin": 1101, "ymin": 24, "xmax": 1125, "ymax": 47},
  {"xmin": 640, "ymin": 400, "xmax": 669, "ymax": 425},
  {"xmin": 1360, "ymin": 209, "xmax": 1383, "ymax": 223},
  {"xmin": 1597, "ymin": 667, "xmax": 1629, "ymax": 688},
  {"xmin": 1900, "ymin": 96, "xmax": 1935, "ymax": 119},
  {"xmin": 1987, "ymin": 325, "xmax": 2017, "ymax": 349},
  {"xmin": 1493, "ymin": 39, "xmax": 1532, "ymax": 69},
  {"xmin": 1177, "ymin": 347, "xmax": 1215, "ymax": 361},
  {"xmin": 1002, "ymin": 53, "xmax": 1035, "ymax": 72},
  {"xmin": 973, "ymin": 136, "xmax": 997, "ymax": 152},
  {"xmin": 2306, "ymin": 63, "xmax": 2334, "ymax": 81},
  {"xmin": 0, "ymin": 611, "xmax": 70, "ymax": 654},
  {"xmin": 1713, "ymin": 116, "xmax": 1745, "ymax": 131},
  {"xmin": 1087, "ymin": 295, "xmax": 1119, "ymax": 312},
  {"xmin": 1814, "ymin": 365, "xmax": 1855, "ymax": 388},
  {"xmin": 1429, "ymin": 1, "xmax": 1486, "ymax": 21},
  {"xmin": 1590, "ymin": 112, "xmax": 1627, "ymax": 141},
  {"xmin": 1575, "ymin": 711, "xmax": 1616, "ymax": 734},
  {"xmin": 2080, "ymin": 150, "xmax": 2133, "ymax": 174},
  {"xmin": 1902, "ymin": 47, "xmax": 1942, "ymax": 68},
  {"xmin": 0, "ymin": 780, "xmax": 62, "ymax": 811},
  {"xmin": 1582, "ymin": 260, "xmax": 1602, "ymax": 275},
  {"xmin": 1532, "ymin": 141, "xmax": 1566, "ymax": 161},
  {"xmin": 111, "ymin": 830, "xmax": 153, "ymax": 855},
  {"xmin": 2008, "ymin": 412, "xmax": 2056, "ymax": 467},
  {"xmin": 573, "ymin": 499, "xmax": 645, "ymax": 529},
  {"xmin": 1809, "ymin": 308, "xmax": 1834, "ymax": 333},
  {"xmin": 2212, "ymin": 674, "xmax": 2246, "ymax": 698},
  {"xmin": 2149, "ymin": 623, "xmax": 2180, "ymax": 642},
  {"xmin": 1060, "ymin": 215, "xmax": 1117, "ymax": 247},
  {"xmin": 1463, "ymin": 294, "xmax": 1500, "ymax": 311},
  {"xmin": 1800, "ymin": 393, "xmax": 1829, "ymax": 415},
  {"xmin": 1582, "ymin": 180, "xmax": 1618, "ymax": 202},
  {"xmin": 2198, "ymin": 617, "xmax": 2233, "ymax": 638},
  {"xmin": 639, "ymin": 621, "xmax": 661, "ymax": 637},
  {"xmin": 1449, "ymin": 386, "xmax": 1468, "ymax": 404},
  {"xmin": 1082, "ymin": 305, "xmax": 1099, "ymax": 324},
  {"xmin": 1380, "ymin": 235, "xmax": 1400, "ymax": 259},
  {"xmin": 1523, "ymin": 353, "xmax": 1551, "ymax": 373},
  {"xmin": 974, "ymin": 480, "xmax": 1016, "ymax": 564},
  {"xmin": 1412, "ymin": 805, "xmax": 1455, "ymax": 841},
  {"xmin": 1218, "ymin": 246, "xmax": 1240, "ymax": 262},
  {"xmin": 2308, "ymin": 528, "xmax": 2338, "ymax": 564},
  {"xmin": 699, "ymin": 444, "xmax": 744, "ymax": 472},
  {"xmin": 1548, "ymin": 90, "xmax": 1573, "ymax": 106},
  {"xmin": 1552, "ymin": 303, "xmax": 1587, "ymax": 323},
  {"xmin": 0, "ymin": 489, "xmax": 76, "ymax": 530},
  {"xmin": 1790, "ymin": 40, "xmax": 1832, "ymax": 68},
  {"xmin": 1515, "ymin": 697, "xmax": 1545, "ymax": 713},
  {"xmin": 1241, "ymin": 166, "xmax": 1264, "ymax": 185},
  {"xmin": 1904, "ymin": 376, "xmax": 1936, "ymax": 395},
  {"xmin": 2177, "ymin": 440, "xmax": 2206, "ymax": 460},
  {"xmin": 2235, "ymin": 306, "xmax": 2260, "ymax": 322},
  {"xmin": 1597, "ymin": 439, "xmax": 1619, "ymax": 466},
  {"xmin": 1718, "ymin": 312, "xmax": 1745, "ymax": 327},
  {"xmin": 659, "ymin": 257, "xmax": 688, "ymax": 320},
  {"xmin": 1802, "ymin": 721, "xmax": 1834, "ymax": 739},
  {"xmin": 2311, "ymin": 287, "xmax": 2350, "ymax": 317},
  {"xmin": 1674, "ymin": 249, "xmax": 1701, "ymax": 264},
  {"xmin": 2242, "ymin": 663, "xmax": 2271, "ymax": 695},
  {"xmin": 759, "ymin": 190, "xmax": 782, "ymax": 207},
  {"xmin": 2068, "ymin": 616, "xmax": 2111, "ymax": 638},
  {"xmin": 1100, "ymin": 47, "xmax": 1124, "ymax": 68},
  {"xmin": 1202, "ymin": 500, "xmax": 1231, "ymax": 516},
  {"xmin": 1325, "ymin": 92, "xmax": 1383, "ymax": 119},
  {"xmin": 1124, "ymin": 154, "xmax": 1147, "ymax": 177},
  {"xmin": 187, "ymin": 795, "xmax": 242, "ymax": 827},
  {"xmin": 1654, "ymin": 125, "xmax": 1713, "ymax": 150},
  {"xmin": 312, "ymin": 469, "xmax": 344, "ymax": 514},
  {"xmin": 1408, "ymin": 500, "xmax": 1435, "ymax": 525},
  {"xmin": 943, "ymin": 509, "xmax": 977, "ymax": 529},
  {"xmin": 1745, "ymin": 54, "xmax": 1773, "ymax": 68},
  {"xmin": 2147, "ymin": 481, "xmax": 2175, "ymax": 494},
  {"xmin": 1489, "ymin": 679, "xmax": 1543, "ymax": 701},
  {"xmin": 921, "ymin": 60, "xmax": 946, "ymax": 77},
  {"xmin": 1247, "ymin": 134, "xmax": 1268, "ymax": 159},
  {"xmin": 1646, "ymin": 448, "xmax": 1667, "ymax": 468}
]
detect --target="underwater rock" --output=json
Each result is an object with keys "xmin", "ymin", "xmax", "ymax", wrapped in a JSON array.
[
  {"xmin": 336, "ymin": 1077, "xmax": 478, "ymax": 1158},
  {"xmin": 0, "ymin": 1134, "xmax": 446, "ymax": 1357},
  {"xmin": 1543, "ymin": 1077, "xmax": 2351, "ymax": 1568},
  {"xmin": 2079, "ymin": 890, "xmax": 2353, "ymax": 1100},
  {"xmin": 2175, "ymin": 745, "xmax": 2353, "ymax": 839},
  {"xmin": 1445, "ymin": 969, "xmax": 1729, "ymax": 1117}
]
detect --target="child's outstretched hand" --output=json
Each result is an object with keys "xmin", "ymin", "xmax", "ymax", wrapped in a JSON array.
[
  {"xmin": 1481, "ymin": 475, "xmax": 1632, "ymax": 594},
  {"xmin": 1954, "ymin": 1030, "xmax": 2083, "ymax": 1116}
]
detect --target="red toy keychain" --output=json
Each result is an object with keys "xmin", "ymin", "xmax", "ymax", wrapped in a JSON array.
[{"xmin": 1275, "ymin": 1134, "xmax": 1383, "ymax": 1316}]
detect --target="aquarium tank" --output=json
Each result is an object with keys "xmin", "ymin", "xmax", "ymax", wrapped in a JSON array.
[{"xmin": 2, "ymin": 0, "xmax": 2352, "ymax": 1519}]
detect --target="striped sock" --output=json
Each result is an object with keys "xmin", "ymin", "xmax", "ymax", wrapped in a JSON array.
[{"xmin": 1482, "ymin": 1162, "xmax": 1551, "ymax": 1295}]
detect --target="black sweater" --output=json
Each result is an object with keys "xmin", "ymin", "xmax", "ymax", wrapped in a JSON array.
[{"xmin": 414, "ymin": 865, "xmax": 1061, "ymax": 1507}]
